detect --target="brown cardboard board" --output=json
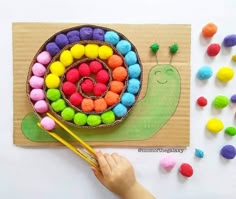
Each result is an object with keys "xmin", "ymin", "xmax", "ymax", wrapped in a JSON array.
[{"xmin": 13, "ymin": 23, "xmax": 190, "ymax": 147}]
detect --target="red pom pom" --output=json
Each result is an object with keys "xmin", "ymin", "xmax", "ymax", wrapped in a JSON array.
[
  {"xmin": 96, "ymin": 69, "xmax": 110, "ymax": 84},
  {"xmin": 78, "ymin": 63, "xmax": 91, "ymax": 76},
  {"xmin": 81, "ymin": 79, "xmax": 94, "ymax": 93},
  {"xmin": 62, "ymin": 82, "xmax": 76, "ymax": 95},
  {"xmin": 89, "ymin": 60, "xmax": 103, "ymax": 73},
  {"xmin": 197, "ymin": 96, "xmax": 207, "ymax": 107},
  {"xmin": 69, "ymin": 92, "xmax": 83, "ymax": 106},
  {"xmin": 179, "ymin": 163, "xmax": 193, "ymax": 177},
  {"xmin": 93, "ymin": 83, "xmax": 107, "ymax": 96},
  {"xmin": 207, "ymin": 43, "xmax": 221, "ymax": 56},
  {"xmin": 66, "ymin": 68, "xmax": 80, "ymax": 83}
]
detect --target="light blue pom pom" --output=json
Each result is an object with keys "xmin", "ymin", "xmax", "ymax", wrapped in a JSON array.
[
  {"xmin": 125, "ymin": 51, "xmax": 137, "ymax": 66},
  {"xmin": 116, "ymin": 40, "xmax": 132, "ymax": 55},
  {"xmin": 197, "ymin": 66, "xmax": 213, "ymax": 80},
  {"xmin": 113, "ymin": 103, "xmax": 127, "ymax": 117},
  {"xmin": 195, "ymin": 149, "xmax": 204, "ymax": 158},
  {"xmin": 104, "ymin": 31, "xmax": 120, "ymax": 45},
  {"xmin": 128, "ymin": 64, "xmax": 141, "ymax": 79},
  {"xmin": 121, "ymin": 92, "xmax": 135, "ymax": 107},
  {"xmin": 127, "ymin": 79, "xmax": 140, "ymax": 94}
]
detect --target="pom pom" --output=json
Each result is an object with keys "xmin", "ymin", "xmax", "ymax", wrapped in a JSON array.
[
  {"xmin": 128, "ymin": 64, "xmax": 141, "ymax": 78},
  {"xmin": 150, "ymin": 43, "xmax": 160, "ymax": 54},
  {"xmin": 108, "ymin": 55, "xmax": 123, "ymax": 69},
  {"xmin": 55, "ymin": 33, "xmax": 69, "ymax": 48},
  {"xmin": 62, "ymin": 81, "xmax": 76, "ymax": 95},
  {"xmin": 125, "ymin": 51, "xmax": 137, "ymax": 66},
  {"xmin": 104, "ymin": 31, "xmax": 120, "ymax": 45},
  {"xmin": 60, "ymin": 50, "xmax": 74, "ymax": 67},
  {"xmin": 121, "ymin": 92, "xmax": 135, "ymax": 107},
  {"xmin": 206, "ymin": 118, "xmax": 224, "ymax": 133},
  {"xmin": 51, "ymin": 99, "xmax": 66, "ymax": 112},
  {"xmin": 160, "ymin": 156, "xmax": 176, "ymax": 171},
  {"xmin": 179, "ymin": 163, "xmax": 193, "ymax": 177},
  {"xmin": 207, "ymin": 43, "xmax": 221, "ymax": 56},
  {"xmin": 225, "ymin": 126, "xmax": 236, "ymax": 136},
  {"xmin": 89, "ymin": 60, "xmax": 103, "ymax": 73},
  {"xmin": 40, "ymin": 116, "xmax": 56, "ymax": 131},
  {"xmin": 46, "ymin": 89, "xmax": 61, "ymax": 101},
  {"xmin": 202, "ymin": 22, "xmax": 217, "ymax": 38},
  {"xmin": 69, "ymin": 92, "xmax": 83, "ymax": 106},
  {"xmin": 37, "ymin": 51, "xmax": 52, "ymax": 65},
  {"xmin": 110, "ymin": 81, "xmax": 124, "ymax": 94},
  {"xmin": 113, "ymin": 103, "xmax": 127, "ymax": 117},
  {"xmin": 74, "ymin": 113, "xmax": 87, "ymax": 126},
  {"xmin": 112, "ymin": 67, "xmax": 128, "ymax": 81},
  {"xmin": 197, "ymin": 96, "xmax": 208, "ymax": 107},
  {"xmin": 220, "ymin": 145, "xmax": 236, "ymax": 159},
  {"xmin": 217, "ymin": 67, "xmax": 234, "ymax": 82},
  {"xmin": 50, "ymin": 61, "xmax": 65, "ymax": 76},
  {"xmin": 70, "ymin": 44, "xmax": 85, "ymax": 59},
  {"xmin": 93, "ymin": 28, "xmax": 105, "ymax": 41},
  {"xmin": 116, "ymin": 40, "xmax": 132, "ymax": 55},
  {"xmin": 78, "ymin": 63, "xmax": 91, "ymax": 77},
  {"xmin": 80, "ymin": 27, "xmax": 93, "ymax": 40},
  {"xmin": 196, "ymin": 66, "xmax": 213, "ymax": 80},
  {"xmin": 34, "ymin": 100, "xmax": 48, "ymax": 113},
  {"xmin": 45, "ymin": 74, "xmax": 60, "ymax": 88},
  {"xmin": 101, "ymin": 111, "xmax": 115, "ymax": 124},
  {"xmin": 127, "ymin": 79, "xmax": 141, "ymax": 94},
  {"xmin": 85, "ymin": 44, "xmax": 99, "ymax": 58},
  {"xmin": 29, "ymin": 76, "xmax": 44, "ymax": 89},
  {"xmin": 169, "ymin": 44, "xmax": 179, "ymax": 54},
  {"xmin": 96, "ymin": 69, "xmax": 110, "ymax": 84},
  {"xmin": 94, "ymin": 98, "xmax": 107, "ymax": 112},
  {"xmin": 61, "ymin": 107, "xmax": 75, "ymax": 121},
  {"xmin": 66, "ymin": 30, "xmax": 80, "ymax": 43},
  {"xmin": 232, "ymin": 54, "xmax": 236, "ymax": 62},
  {"xmin": 104, "ymin": 91, "xmax": 120, "ymax": 106},
  {"xmin": 30, "ymin": 89, "xmax": 45, "ymax": 101},
  {"xmin": 32, "ymin": 63, "xmax": 46, "ymax": 77},
  {"xmin": 223, "ymin": 34, "xmax": 236, "ymax": 47},
  {"xmin": 81, "ymin": 79, "xmax": 94, "ymax": 93},
  {"xmin": 213, "ymin": 95, "xmax": 229, "ymax": 109},
  {"xmin": 98, "ymin": 45, "xmax": 113, "ymax": 60},
  {"xmin": 195, "ymin": 149, "xmax": 204, "ymax": 158},
  {"xmin": 45, "ymin": 42, "xmax": 60, "ymax": 56},
  {"xmin": 66, "ymin": 68, "xmax": 80, "ymax": 83},
  {"xmin": 230, "ymin": 94, "xmax": 236, "ymax": 103},
  {"xmin": 93, "ymin": 83, "xmax": 107, "ymax": 96},
  {"xmin": 81, "ymin": 98, "xmax": 94, "ymax": 112},
  {"xmin": 87, "ymin": 115, "xmax": 101, "ymax": 126}
]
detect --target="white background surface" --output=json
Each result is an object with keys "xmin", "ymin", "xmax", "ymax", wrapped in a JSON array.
[{"xmin": 0, "ymin": 0, "xmax": 236, "ymax": 198}]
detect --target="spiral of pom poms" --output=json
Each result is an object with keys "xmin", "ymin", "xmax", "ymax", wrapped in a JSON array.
[{"xmin": 27, "ymin": 25, "xmax": 143, "ymax": 129}]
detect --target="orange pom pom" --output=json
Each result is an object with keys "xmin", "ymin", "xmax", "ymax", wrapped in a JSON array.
[
  {"xmin": 110, "ymin": 81, "xmax": 124, "ymax": 94},
  {"xmin": 107, "ymin": 55, "xmax": 123, "ymax": 69},
  {"xmin": 202, "ymin": 23, "xmax": 217, "ymax": 38},
  {"xmin": 81, "ymin": 98, "xmax": 94, "ymax": 112},
  {"xmin": 112, "ymin": 66, "xmax": 127, "ymax": 81},
  {"xmin": 94, "ymin": 98, "xmax": 107, "ymax": 112},
  {"xmin": 104, "ymin": 91, "xmax": 120, "ymax": 106}
]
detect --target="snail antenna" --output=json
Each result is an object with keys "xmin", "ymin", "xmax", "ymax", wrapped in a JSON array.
[
  {"xmin": 150, "ymin": 43, "xmax": 159, "ymax": 65},
  {"xmin": 169, "ymin": 44, "xmax": 179, "ymax": 64}
]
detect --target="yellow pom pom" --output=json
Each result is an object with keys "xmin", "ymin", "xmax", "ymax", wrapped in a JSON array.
[
  {"xmin": 232, "ymin": 54, "xmax": 236, "ymax": 62},
  {"xmin": 60, "ymin": 50, "xmax": 73, "ymax": 67},
  {"xmin": 98, "ymin": 45, "xmax": 113, "ymax": 60},
  {"xmin": 50, "ymin": 61, "xmax": 65, "ymax": 76},
  {"xmin": 206, "ymin": 118, "xmax": 224, "ymax": 133},
  {"xmin": 45, "ymin": 74, "xmax": 60, "ymax": 88},
  {"xmin": 85, "ymin": 44, "xmax": 99, "ymax": 58},
  {"xmin": 217, "ymin": 66, "xmax": 234, "ymax": 82},
  {"xmin": 71, "ymin": 44, "xmax": 85, "ymax": 59}
]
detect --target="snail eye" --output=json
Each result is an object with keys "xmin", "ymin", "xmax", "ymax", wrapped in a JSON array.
[
  {"xmin": 166, "ymin": 68, "xmax": 174, "ymax": 75},
  {"xmin": 154, "ymin": 71, "xmax": 161, "ymax": 75}
]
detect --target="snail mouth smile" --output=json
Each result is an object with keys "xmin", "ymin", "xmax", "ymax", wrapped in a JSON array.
[{"xmin": 156, "ymin": 80, "xmax": 168, "ymax": 84}]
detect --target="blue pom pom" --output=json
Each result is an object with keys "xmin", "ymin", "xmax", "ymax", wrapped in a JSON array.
[
  {"xmin": 80, "ymin": 27, "xmax": 93, "ymax": 40},
  {"xmin": 125, "ymin": 51, "xmax": 137, "ymax": 66},
  {"xmin": 55, "ymin": 34, "xmax": 69, "ymax": 48},
  {"xmin": 66, "ymin": 30, "xmax": 80, "ymax": 43},
  {"xmin": 113, "ymin": 103, "xmax": 127, "ymax": 117},
  {"xmin": 104, "ymin": 31, "xmax": 120, "ymax": 45},
  {"xmin": 93, "ymin": 28, "xmax": 105, "ymax": 41},
  {"xmin": 223, "ymin": 34, "xmax": 236, "ymax": 47},
  {"xmin": 121, "ymin": 92, "xmax": 135, "ymax": 107},
  {"xmin": 45, "ymin": 42, "xmax": 60, "ymax": 56},
  {"xmin": 197, "ymin": 66, "xmax": 213, "ymax": 80},
  {"xmin": 116, "ymin": 40, "xmax": 132, "ymax": 55},
  {"xmin": 195, "ymin": 149, "xmax": 204, "ymax": 158},
  {"xmin": 127, "ymin": 79, "xmax": 140, "ymax": 94},
  {"xmin": 128, "ymin": 64, "xmax": 141, "ymax": 79}
]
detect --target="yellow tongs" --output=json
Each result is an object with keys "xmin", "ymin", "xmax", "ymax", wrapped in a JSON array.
[{"xmin": 37, "ymin": 113, "xmax": 98, "ymax": 168}]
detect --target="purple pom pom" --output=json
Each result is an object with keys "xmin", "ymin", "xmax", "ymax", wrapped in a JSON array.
[
  {"xmin": 93, "ymin": 28, "xmax": 105, "ymax": 41},
  {"xmin": 80, "ymin": 27, "xmax": 93, "ymax": 40},
  {"xmin": 230, "ymin": 94, "xmax": 236, "ymax": 103},
  {"xmin": 220, "ymin": 145, "xmax": 236, "ymax": 159},
  {"xmin": 46, "ymin": 42, "xmax": 60, "ymax": 56},
  {"xmin": 66, "ymin": 30, "xmax": 80, "ymax": 43},
  {"xmin": 55, "ymin": 33, "xmax": 69, "ymax": 48},
  {"xmin": 223, "ymin": 34, "xmax": 236, "ymax": 47}
]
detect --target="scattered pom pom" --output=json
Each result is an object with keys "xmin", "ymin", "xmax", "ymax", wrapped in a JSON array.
[
  {"xmin": 195, "ymin": 149, "xmax": 204, "ymax": 158},
  {"xmin": 66, "ymin": 68, "xmax": 80, "ymax": 83},
  {"xmin": 113, "ymin": 103, "xmax": 127, "ymax": 117},
  {"xmin": 98, "ymin": 45, "xmax": 113, "ymax": 60},
  {"xmin": 121, "ymin": 92, "xmax": 135, "ymax": 107},
  {"xmin": 81, "ymin": 79, "xmax": 94, "ymax": 93},
  {"xmin": 220, "ymin": 145, "xmax": 236, "ymax": 159},
  {"xmin": 29, "ymin": 76, "xmax": 44, "ymax": 89},
  {"xmin": 230, "ymin": 94, "xmax": 236, "ymax": 103},
  {"xmin": 112, "ymin": 67, "xmax": 128, "ymax": 82},
  {"xmin": 150, "ymin": 43, "xmax": 159, "ymax": 54},
  {"xmin": 96, "ymin": 69, "xmax": 110, "ymax": 84},
  {"xmin": 46, "ymin": 42, "xmax": 60, "ymax": 56},
  {"xmin": 32, "ymin": 63, "xmax": 46, "ymax": 77},
  {"xmin": 104, "ymin": 91, "xmax": 120, "ymax": 106},
  {"xmin": 169, "ymin": 44, "xmax": 179, "ymax": 54},
  {"xmin": 61, "ymin": 107, "xmax": 75, "ymax": 121},
  {"xmin": 223, "ymin": 34, "xmax": 236, "ymax": 47},
  {"xmin": 201, "ymin": 22, "xmax": 217, "ymax": 38},
  {"xmin": 46, "ymin": 89, "xmax": 61, "ymax": 101},
  {"xmin": 108, "ymin": 55, "xmax": 123, "ymax": 69},
  {"xmin": 74, "ymin": 113, "xmax": 87, "ymax": 126},
  {"xmin": 127, "ymin": 79, "xmax": 141, "ymax": 94},
  {"xmin": 62, "ymin": 82, "xmax": 76, "ymax": 95},
  {"xmin": 207, "ymin": 43, "xmax": 221, "ymax": 56},
  {"xmin": 89, "ymin": 60, "xmax": 103, "ymax": 73},
  {"xmin": 30, "ymin": 89, "xmax": 45, "ymax": 101},
  {"xmin": 217, "ymin": 67, "xmax": 234, "ymax": 82},
  {"xmin": 225, "ymin": 126, "xmax": 236, "ymax": 136},
  {"xmin": 85, "ymin": 44, "xmax": 99, "ymax": 58},
  {"xmin": 179, "ymin": 163, "xmax": 193, "ymax": 177},
  {"xmin": 87, "ymin": 115, "xmax": 101, "ymax": 126},
  {"xmin": 93, "ymin": 28, "xmax": 105, "ymax": 41},
  {"xmin": 197, "ymin": 96, "xmax": 208, "ymax": 107},
  {"xmin": 80, "ymin": 27, "xmax": 93, "ymax": 40},
  {"xmin": 60, "ymin": 50, "xmax": 74, "ymax": 67},
  {"xmin": 93, "ymin": 83, "xmax": 107, "ymax": 96},
  {"xmin": 206, "ymin": 118, "xmax": 224, "ymax": 133},
  {"xmin": 101, "ymin": 111, "xmax": 115, "ymax": 124},
  {"xmin": 34, "ymin": 100, "xmax": 48, "ymax": 113},
  {"xmin": 110, "ymin": 81, "xmax": 124, "ymax": 94},
  {"xmin": 37, "ymin": 51, "xmax": 52, "ymax": 65},
  {"xmin": 45, "ymin": 74, "xmax": 60, "ymax": 88},
  {"xmin": 125, "ymin": 51, "xmax": 137, "ymax": 66},
  {"xmin": 94, "ymin": 98, "xmax": 107, "ymax": 112},
  {"xmin": 50, "ymin": 61, "xmax": 65, "ymax": 76},
  {"xmin": 116, "ymin": 40, "xmax": 132, "ymax": 55},
  {"xmin": 160, "ymin": 156, "xmax": 176, "ymax": 171},
  {"xmin": 55, "ymin": 34, "xmax": 69, "ymax": 49},
  {"xmin": 69, "ymin": 92, "xmax": 83, "ymax": 106},
  {"xmin": 213, "ymin": 95, "xmax": 229, "ymax": 109},
  {"xmin": 78, "ymin": 63, "xmax": 91, "ymax": 77},
  {"xmin": 70, "ymin": 44, "xmax": 85, "ymax": 59},
  {"xmin": 41, "ymin": 116, "xmax": 56, "ymax": 131},
  {"xmin": 51, "ymin": 99, "xmax": 66, "ymax": 112},
  {"xmin": 128, "ymin": 64, "xmax": 141, "ymax": 78},
  {"xmin": 104, "ymin": 31, "xmax": 120, "ymax": 45},
  {"xmin": 81, "ymin": 98, "xmax": 94, "ymax": 112},
  {"xmin": 66, "ymin": 30, "xmax": 80, "ymax": 43},
  {"xmin": 196, "ymin": 66, "xmax": 213, "ymax": 80},
  {"xmin": 232, "ymin": 54, "xmax": 236, "ymax": 62}
]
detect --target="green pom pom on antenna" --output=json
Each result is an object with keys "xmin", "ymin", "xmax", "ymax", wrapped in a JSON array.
[
  {"xmin": 169, "ymin": 44, "xmax": 179, "ymax": 54},
  {"xmin": 150, "ymin": 43, "xmax": 159, "ymax": 53}
]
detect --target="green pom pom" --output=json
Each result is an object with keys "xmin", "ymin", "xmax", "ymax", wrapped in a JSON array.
[
  {"xmin": 87, "ymin": 115, "xmax": 101, "ymax": 126},
  {"xmin": 74, "ymin": 113, "xmax": 87, "ymax": 126},
  {"xmin": 169, "ymin": 44, "xmax": 179, "ymax": 54},
  {"xmin": 46, "ymin": 89, "xmax": 61, "ymax": 101},
  {"xmin": 225, "ymin": 126, "xmax": 236, "ymax": 136},
  {"xmin": 150, "ymin": 43, "xmax": 159, "ymax": 53},
  {"xmin": 51, "ymin": 99, "xmax": 66, "ymax": 112},
  {"xmin": 101, "ymin": 111, "xmax": 115, "ymax": 124},
  {"xmin": 213, "ymin": 95, "xmax": 229, "ymax": 109},
  {"xmin": 61, "ymin": 107, "xmax": 75, "ymax": 121}
]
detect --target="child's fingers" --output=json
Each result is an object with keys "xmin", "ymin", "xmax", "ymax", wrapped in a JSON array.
[
  {"xmin": 91, "ymin": 167, "xmax": 105, "ymax": 184},
  {"xmin": 104, "ymin": 153, "xmax": 117, "ymax": 169},
  {"xmin": 96, "ymin": 151, "xmax": 111, "ymax": 176},
  {"xmin": 111, "ymin": 153, "xmax": 121, "ymax": 164}
]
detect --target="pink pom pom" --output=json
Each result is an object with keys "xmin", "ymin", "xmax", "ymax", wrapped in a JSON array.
[
  {"xmin": 30, "ymin": 89, "xmax": 45, "ymax": 101},
  {"xmin": 37, "ymin": 51, "xmax": 52, "ymax": 65},
  {"xmin": 32, "ymin": 63, "xmax": 46, "ymax": 77},
  {"xmin": 29, "ymin": 76, "xmax": 44, "ymax": 89},
  {"xmin": 34, "ymin": 100, "xmax": 48, "ymax": 113},
  {"xmin": 41, "ymin": 116, "xmax": 56, "ymax": 130},
  {"xmin": 160, "ymin": 156, "xmax": 176, "ymax": 171}
]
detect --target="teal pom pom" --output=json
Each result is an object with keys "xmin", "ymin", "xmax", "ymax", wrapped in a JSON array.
[
  {"xmin": 113, "ymin": 103, "xmax": 127, "ymax": 117},
  {"xmin": 128, "ymin": 64, "xmax": 141, "ymax": 79},
  {"xmin": 125, "ymin": 51, "xmax": 137, "ymax": 66},
  {"xmin": 127, "ymin": 79, "xmax": 140, "ymax": 94},
  {"xmin": 116, "ymin": 40, "xmax": 132, "ymax": 55},
  {"xmin": 197, "ymin": 66, "xmax": 213, "ymax": 80},
  {"xmin": 121, "ymin": 92, "xmax": 135, "ymax": 107},
  {"xmin": 195, "ymin": 149, "xmax": 204, "ymax": 158},
  {"xmin": 104, "ymin": 31, "xmax": 120, "ymax": 45}
]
